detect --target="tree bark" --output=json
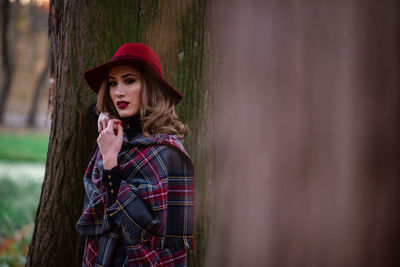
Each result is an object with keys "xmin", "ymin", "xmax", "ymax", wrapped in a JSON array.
[{"xmin": 26, "ymin": 1, "xmax": 212, "ymax": 266}]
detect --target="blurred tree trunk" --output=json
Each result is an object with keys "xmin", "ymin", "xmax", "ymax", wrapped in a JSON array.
[
  {"xmin": 0, "ymin": 0, "xmax": 13, "ymax": 124},
  {"xmin": 26, "ymin": 1, "xmax": 212, "ymax": 266},
  {"xmin": 208, "ymin": 1, "xmax": 400, "ymax": 267},
  {"xmin": 26, "ymin": 55, "xmax": 49, "ymax": 127},
  {"xmin": 27, "ymin": 0, "xmax": 39, "ymax": 65}
]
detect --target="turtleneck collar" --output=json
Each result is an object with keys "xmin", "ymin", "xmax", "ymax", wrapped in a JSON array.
[{"xmin": 120, "ymin": 114, "xmax": 142, "ymax": 140}]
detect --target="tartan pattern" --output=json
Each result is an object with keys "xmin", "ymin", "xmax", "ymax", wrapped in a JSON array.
[{"xmin": 76, "ymin": 134, "xmax": 194, "ymax": 267}]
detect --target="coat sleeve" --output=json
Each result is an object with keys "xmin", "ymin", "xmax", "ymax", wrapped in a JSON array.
[
  {"xmin": 76, "ymin": 147, "xmax": 116, "ymax": 236},
  {"xmin": 76, "ymin": 145, "xmax": 180, "ymax": 248}
]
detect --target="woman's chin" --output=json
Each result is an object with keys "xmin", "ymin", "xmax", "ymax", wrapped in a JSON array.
[{"xmin": 117, "ymin": 109, "xmax": 139, "ymax": 118}]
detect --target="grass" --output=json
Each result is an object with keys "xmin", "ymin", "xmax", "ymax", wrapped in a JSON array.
[
  {"xmin": 0, "ymin": 130, "xmax": 47, "ymax": 266},
  {"xmin": 0, "ymin": 175, "xmax": 42, "ymax": 239},
  {"xmin": 0, "ymin": 166, "xmax": 43, "ymax": 267},
  {"xmin": 0, "ymin": 131, "xmax": 49, "ymax": 162}
]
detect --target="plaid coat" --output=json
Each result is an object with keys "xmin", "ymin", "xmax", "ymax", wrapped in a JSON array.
[{"xmin": 76, "ymin": 133, "xmax": 195, "ymax": 267}]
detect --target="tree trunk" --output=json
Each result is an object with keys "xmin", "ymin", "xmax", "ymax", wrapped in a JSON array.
[
  {"xmin": 27, "ymin": 55, "xmax": 49, "ymax": 128},
  {"xmin": 0, "ymin": 0, "xmax": 13, "ymax": 124},
  {"xmin": 208, "ymin": 1, "xmax": 400, "ymax": 266},
  {"xmin": 26, "ymin": 1, "xmax": 212, "ymax": 266}
]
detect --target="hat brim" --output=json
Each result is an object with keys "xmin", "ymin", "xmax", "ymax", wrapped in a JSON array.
[{"xmin": 83, "ymin": 58, "xmax": 183, "ymax": 104}]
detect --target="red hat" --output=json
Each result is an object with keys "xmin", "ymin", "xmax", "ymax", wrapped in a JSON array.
[{"xmin": 83, "ymin": 43, "xmax": 182, "ymax": 103}]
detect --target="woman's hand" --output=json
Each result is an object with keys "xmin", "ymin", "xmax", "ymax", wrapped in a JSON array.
[
  {"xmin": 97, "ymin": 119, "xmax": 123, "ymax": 170},
  {"xmin": 98, "ymin": 112, "xmax": 116, "ymax": 133}
]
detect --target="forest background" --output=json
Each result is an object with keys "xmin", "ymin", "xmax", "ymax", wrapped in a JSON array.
[
  {"xmin": 0, "ymin": 1, "xmax": 49, "ymax": 266},
  {"xmin": 1, "ymin": 1, "xmax": 400, "ymax": 267}
]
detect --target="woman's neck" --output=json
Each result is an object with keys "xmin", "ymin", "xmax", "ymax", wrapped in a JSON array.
[{"xmin": 120, "ymin": 114, "xmax": 142, "ymax": 139}]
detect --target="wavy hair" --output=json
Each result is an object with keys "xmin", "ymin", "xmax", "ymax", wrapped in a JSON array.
[{"xmin": 96, "ymin": 70, "xmax": 188, "ymax": 139}]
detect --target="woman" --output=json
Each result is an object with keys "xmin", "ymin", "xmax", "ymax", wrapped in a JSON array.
[{"xmin": 76, "ymin": 43, "xmax": 195, "ymax": 267}]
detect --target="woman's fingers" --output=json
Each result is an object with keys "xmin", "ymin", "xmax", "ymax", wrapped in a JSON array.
[
  {"xmin": 106, "ymin": 119, "xmax": 122, "ymax": 135},
  {"xmin": 97, "ymin": 119, "xmax": 123, "ymax": 167},
  {"xmin": 117, "ymin": 123, "xmax": 123, "ymax": 139},
  {"xmin": 98, "ymin": 112, "xmax": 117, "ymax": 133},
  {"xmin": 106, "ymin": 119, "xmax": 121, "ymax": 129},
  {"xmin": 102, "ymin": 119, "xmax": 108, "ymax": 132}
]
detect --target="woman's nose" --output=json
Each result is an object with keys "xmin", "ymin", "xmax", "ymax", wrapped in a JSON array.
[{"xmin": 115, "ymin": 84, "xmax": 125, "ymax": 96}]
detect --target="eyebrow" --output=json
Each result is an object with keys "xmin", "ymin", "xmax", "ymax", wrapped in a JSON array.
[{"xmin": 108, "ymin": 73, "xmax": 139, "ymax": 79}]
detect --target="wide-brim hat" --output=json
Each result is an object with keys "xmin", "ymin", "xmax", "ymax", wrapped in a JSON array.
[{"xmin": 83, "ymin": 43, "xmax": 183, "ymax": 104}]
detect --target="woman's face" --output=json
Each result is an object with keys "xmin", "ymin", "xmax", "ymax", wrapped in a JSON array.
[{"xmin": 108, "ymin": 65, "xmax": 142, "ymax": 118}]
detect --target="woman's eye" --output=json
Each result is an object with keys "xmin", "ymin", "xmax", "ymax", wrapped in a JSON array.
[
  {"xmin": 125, "ymin": 79, "xmax": 136, "ymax": 84},
  {"xmin": 108, "ymin": 81, "xmax": 117, "ymax": 86}
]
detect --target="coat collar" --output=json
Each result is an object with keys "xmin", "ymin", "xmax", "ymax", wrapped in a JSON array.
[
  {"xmin": 122, "ymin": 133, "xmax": 190, "ymax": 160},
  {"xmin": 119, "ymin": 115, "xmax": 190, "ymax": 160}
]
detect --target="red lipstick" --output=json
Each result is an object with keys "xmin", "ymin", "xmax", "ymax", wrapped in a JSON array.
[{"xmin": 117, "ymin": 100, "xmax": 129, "ymax": 109}]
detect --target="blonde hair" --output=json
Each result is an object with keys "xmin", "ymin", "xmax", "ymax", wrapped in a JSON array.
[{"xmin": 96, "ymin": 70, "xmax": 188, "ymax": 139}]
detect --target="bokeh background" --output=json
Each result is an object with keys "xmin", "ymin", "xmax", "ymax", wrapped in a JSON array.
[{"xmin": 0, "ymin": 1, "xmax": 49, "ymax": 266}]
